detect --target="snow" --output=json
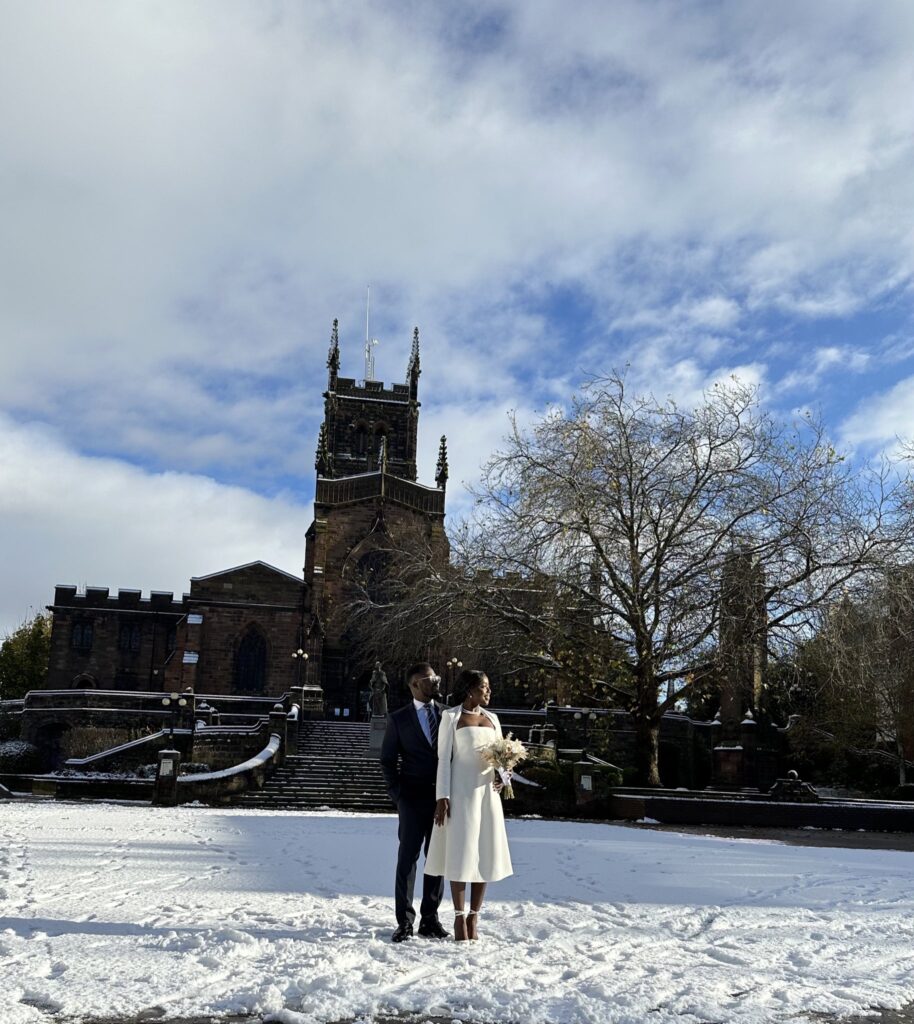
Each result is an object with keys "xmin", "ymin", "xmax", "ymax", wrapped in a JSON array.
[
  {"xmin": 0, "ymin": 740, "xmax": 36, "ymax": 759},
  {"xmin": 1, "ymin": 804, "xmax": 913, "ymax": 1024},
  {"xmin": 179, "ymin": 735, "xmax": 279, "ymax": 783}
]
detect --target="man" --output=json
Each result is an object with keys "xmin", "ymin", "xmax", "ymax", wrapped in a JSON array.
[{"xmin": 379, "ymin": 662, "xmax": 448, "ymax": 942}]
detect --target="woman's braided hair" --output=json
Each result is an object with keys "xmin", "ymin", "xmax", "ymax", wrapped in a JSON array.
[{"xmin": 451, "ymin": 668, "xmax": 488, "ymax": 707}]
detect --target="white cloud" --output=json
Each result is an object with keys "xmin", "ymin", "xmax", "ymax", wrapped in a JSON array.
[
  {"xmin": 1, "ymin": 1, "xmax": 913, "ymax": 455},
  {"xmin": 0, "ymin": 414, "xmax": 308, "ymax": 637},
  {"xmin": 2, "ymin": 0, "xmax": 914, "ymax": 616},
  {"xmin": 0, "ymin": 399, "xmax": 521, "ymax": 638},
  {"xmin": 779, "ymin": 344, "xmax": 871, "ymax": 391},
  {"xmin": 682, "ymin": 297, "xmax": 741, "ymax": 330},
  {"xmin": 841, "ymin": 375, "xmax": 914, "ymax": 449}
]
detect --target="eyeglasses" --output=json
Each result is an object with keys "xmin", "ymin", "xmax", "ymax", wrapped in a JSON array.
[{"xmin": 421, "ymin": 674, "xmax": 442, "ymax": 685}]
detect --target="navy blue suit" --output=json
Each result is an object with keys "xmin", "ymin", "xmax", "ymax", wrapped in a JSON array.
[{"xmin": 380, "ymin": 701, "xmax": 445, "ymax": 927}]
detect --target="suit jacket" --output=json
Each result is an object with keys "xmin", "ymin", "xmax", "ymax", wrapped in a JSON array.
[
  {"xmin": 435, "ymin": 704, "xmax": 502, "ymax": 801},
  {"xmin": 380, "ymin": 700, "xmax": 445, "ymax": 803}
]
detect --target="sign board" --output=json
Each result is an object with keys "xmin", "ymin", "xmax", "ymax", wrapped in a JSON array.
[
  {"xmin": 580, "ymin": 774, "xmax": 592, "ymax": 792},
  {"xmin": 160, "ymin": 759, "xmax": 175, "ymax": 777}
]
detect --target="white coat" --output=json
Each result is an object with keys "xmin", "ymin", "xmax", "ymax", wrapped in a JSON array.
[{"xmin": 435, "ymin": 703, "xmax": 502, "ymax": 801}]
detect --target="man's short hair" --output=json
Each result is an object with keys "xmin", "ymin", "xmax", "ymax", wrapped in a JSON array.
[{"xmin": 406, "ymin": 662, "xmax": 434, "ymax": 685}]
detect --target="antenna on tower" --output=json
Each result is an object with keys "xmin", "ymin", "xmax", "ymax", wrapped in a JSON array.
[{"xmin": 364, "ymin": 285, "xmax": 379, "ymax": 382}]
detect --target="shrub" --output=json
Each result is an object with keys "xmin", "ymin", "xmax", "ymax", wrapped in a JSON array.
[
  {"xmin": 62, "ymin": 727, "xmax": 134, "ymax": 760},
  {"xmin": 508, "ymin": 758, "xmax": 576, "ymax": 816},
  {"xmin": 0, "ymin": 740, "xmax": 42, "ymax": 773},
  {"xmin": 0, "ymin": 709, "xmax": 21, "ymax": 742},
  {"xmin": 594, "ymin": 765, "xmax": 623, "ymax": 791}
]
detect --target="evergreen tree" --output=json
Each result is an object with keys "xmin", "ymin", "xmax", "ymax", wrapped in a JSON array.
[{"xmin": 0, "ymin": 611, "xmax": 52, "ymax": 700}]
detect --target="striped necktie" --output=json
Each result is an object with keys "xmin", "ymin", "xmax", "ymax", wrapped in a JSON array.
[{"xmin": 424, "ymin": 703, "xmax": 438, "ymax": 748}]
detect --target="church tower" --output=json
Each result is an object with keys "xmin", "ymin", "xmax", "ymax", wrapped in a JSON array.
[{"xmin": 303, "ymin": 319, "xmax": 450, "ymax": 712}]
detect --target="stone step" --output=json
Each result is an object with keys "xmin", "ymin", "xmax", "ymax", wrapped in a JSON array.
[
  {"xmin": 263, "ymin": 773, "xmax": 387, "ymax": 784},
  {"xmin": 266, "ymin": 775, "xmax": 387, "ymax": 784},
  {"xmin": 293, "ymin": 748, "xmax": 374, "ymax": 756},
  {"xmin": 250, "ymin": 785, "xmax": 385, "ymax": 794},
  {"xmin": 256, "ymin": 798, "xmax": 389, "ymax": 807},
  {"xmin": 293, "ymin": 749, "xmax": 373, "ymax": 757},
  {"xmin": 239, "ymin": 798, "xmax": 390, "ymax": 810},
  {"xmin": 279, "ymin": 754, "xmax": 379, "ymax": 763},
  {"xmin": 234, "ymin": 718, "xmax": 392, "ymax": 812},
  {"xmin": 299, "ymin": 725, "xmax": 371, "ymax": 735}
]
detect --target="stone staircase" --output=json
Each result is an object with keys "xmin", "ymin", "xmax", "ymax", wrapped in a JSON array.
[{"xmin": 237, "ymin": 719, "xmax": 394, "ymax": 813}]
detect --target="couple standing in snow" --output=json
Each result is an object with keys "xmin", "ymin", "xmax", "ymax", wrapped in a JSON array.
[{"xmin": 379, "ymin": 664, "xmax": 513, "ymax": 943}]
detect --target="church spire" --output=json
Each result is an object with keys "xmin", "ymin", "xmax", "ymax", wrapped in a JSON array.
[
  {"xmin": 407, "ymin": 326, "xmax": 420, "ymax": 400},
  {"xmin": 315, "ymin": 421, "xmax": 332, "ymax": 477},
  {"xmin": 327, "ymin": 318, "xmax": 340, "ymax": 389},
  {"xmin": 435, "ymin": 435, "xmax": 449, "ymax": 490}
]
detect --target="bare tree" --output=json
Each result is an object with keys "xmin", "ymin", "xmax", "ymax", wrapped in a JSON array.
[
  {"xmin": 344, "ymin": 531, "xmax": 539, "ymax": 689},
  {"xmin": 812, "ymin": 571, "xmax": 914, "ymax": 786},
  {"xmin": 347, "ymin": 376, "xmax": 912, "ymax": 783},
  {"xmin": 455, "ymin": 375, "xmax": 913, "ymax": 783}
]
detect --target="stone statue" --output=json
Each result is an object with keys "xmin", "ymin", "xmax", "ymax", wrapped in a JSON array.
[{"xmin": 369, "ymin": 661, "xmax": 389, "ymax": 717}]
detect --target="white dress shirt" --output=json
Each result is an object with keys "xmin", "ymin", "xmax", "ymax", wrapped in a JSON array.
[{"xmin": 413, "ymin": 698, "xmax": 438, "ymax": 746}]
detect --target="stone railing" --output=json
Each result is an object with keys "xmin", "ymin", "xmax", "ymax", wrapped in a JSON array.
[
  {"xmin": 177, "ymin": 733, "xmax": 283, "ymax": 803},
  {"xmin": 315, "ymin": 471, "xmax": 445, "ymax": 514},
  {"xmin": 62, "ymin": 728, "xmax": 191, "ymax": 771},
  {"xmin": 174, "ymin": 702, "xmax": 296, "ymax": 804}
]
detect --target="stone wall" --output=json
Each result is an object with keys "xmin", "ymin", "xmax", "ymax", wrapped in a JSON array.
[
  {"xmin": 192, "ymin": 728, "xmax": 275, "ymax": 770},
  {"xmin": 176, "ymin": 562, "xmax": 305, "ymax": 697},
  {"xmin": 46, "ymin": 586, "xmax": 186, "ymax": 691},
  {"xmin": 46, "ymin": 565, "xmax": 306, "ymax": 699}
]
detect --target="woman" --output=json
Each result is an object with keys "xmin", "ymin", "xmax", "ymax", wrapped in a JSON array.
[{"xmin": 424, "ymin": 669, "xmax": 513, "ymax": 941}]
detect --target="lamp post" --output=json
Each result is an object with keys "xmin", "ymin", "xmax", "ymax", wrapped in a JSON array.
[
  {"xmin": 161, "ymin": 691, "xmax": 188, "ymax": 740},
  {"xmin": 445, "ymin": 656, "xmax": 463, "ymax": 703},
  {"xmin": 291, "ymin": 647, "xmax": 308, "ymax": 685},
  {"xmin": 573, "ymin": 710, "xmax": 598, "ymax": 756}
]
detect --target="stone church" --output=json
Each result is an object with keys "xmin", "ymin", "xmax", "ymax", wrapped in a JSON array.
[{"xmin": 45, "ymin": 321, "xmax": 450, "ymax": 714}]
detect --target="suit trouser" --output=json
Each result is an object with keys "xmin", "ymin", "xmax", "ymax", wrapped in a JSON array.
[{"xmin": 395, "ymin": 788, "xmax": 444, "ymax": 926}]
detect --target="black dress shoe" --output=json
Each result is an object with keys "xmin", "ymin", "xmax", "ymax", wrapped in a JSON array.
[
  {"xmin": 391, "ymin": 922, "xmax": 413, "ymax": 943},
  {"xmin": 417, "ymin": 918, "xmax": 449, "ymax": 939}
]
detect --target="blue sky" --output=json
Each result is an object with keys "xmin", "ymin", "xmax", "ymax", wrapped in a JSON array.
[{"xmin": 1, "ymin": 0, "xmax": 914, "ymax": 635}]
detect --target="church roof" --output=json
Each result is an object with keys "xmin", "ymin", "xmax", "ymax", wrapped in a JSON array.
[{"xmin": 191, "ymin": 560, "xmax": 303, "ymax": 584}]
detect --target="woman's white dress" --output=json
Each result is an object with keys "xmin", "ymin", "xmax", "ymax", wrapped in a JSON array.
[{"xmin": 424, "ymin": 709, "xmax": 513, "ymax": 883}]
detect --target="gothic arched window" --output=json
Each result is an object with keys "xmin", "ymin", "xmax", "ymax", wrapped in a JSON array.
[
  {"xmin": 354, "ymin": 423, "xmax": 368, "ymax": 457},
  {"xmin": 234, "ymin": 626, "xmax": 267, "ymax": 693},
  {"xmin": 118, "ymin": 622, "xmax": 142, "ymax": 653},
  {"xmin": 71, "ymin": 620, "xmax": 94, "ymax": 651}
]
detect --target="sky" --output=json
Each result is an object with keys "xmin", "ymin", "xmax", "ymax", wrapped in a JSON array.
[{"xmin": 2, "ymin": 0, "xmax": 914, "ymax": 636}]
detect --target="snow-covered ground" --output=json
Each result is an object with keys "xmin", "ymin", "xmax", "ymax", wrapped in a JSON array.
[{"xmin": 2, "ymin": 802, "xmax": 914, "ymax": 1024}]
